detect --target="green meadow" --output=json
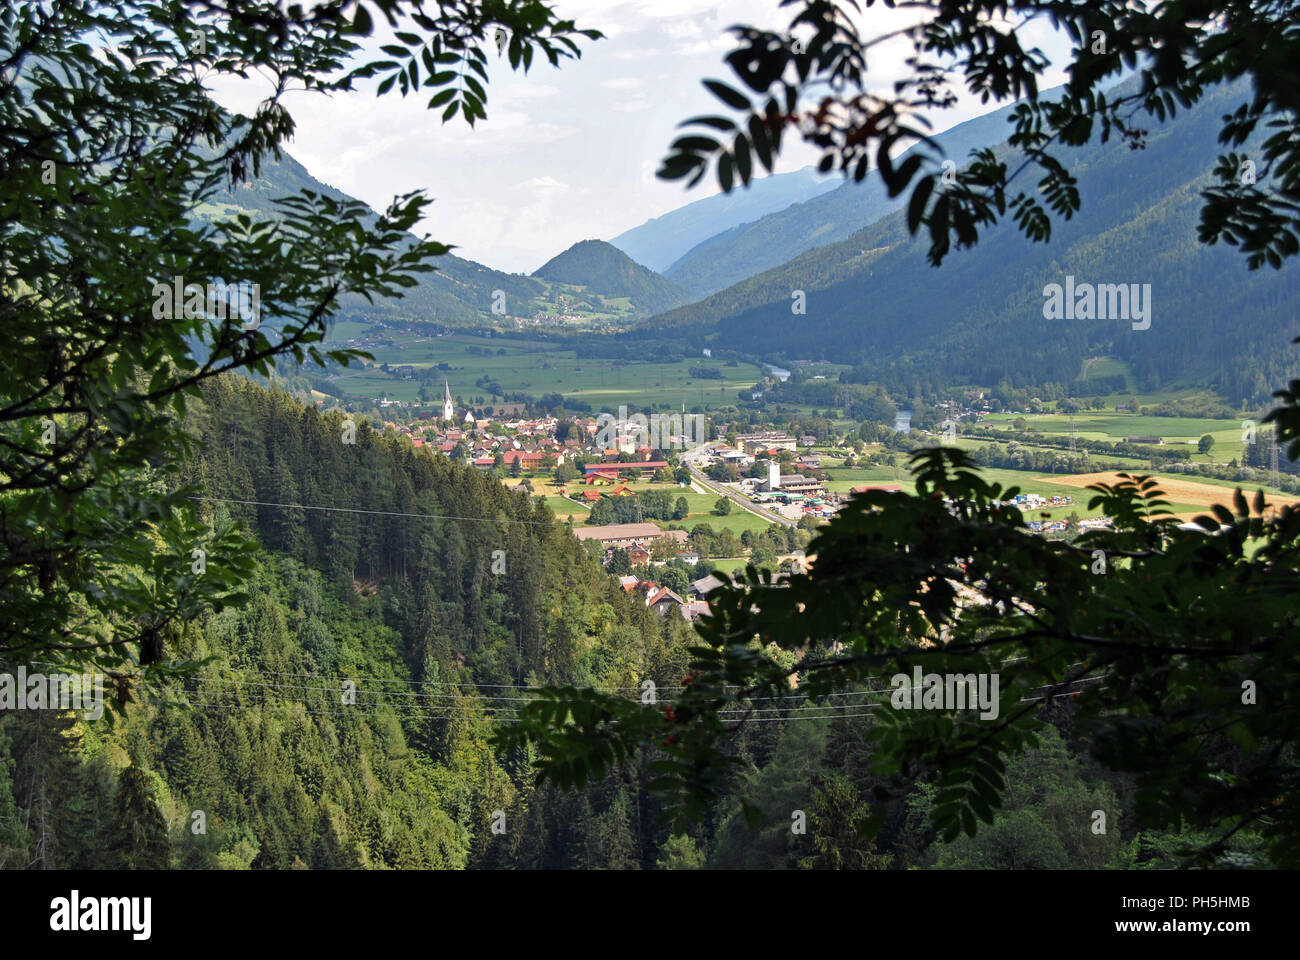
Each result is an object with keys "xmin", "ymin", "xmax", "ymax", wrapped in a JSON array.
[
  {"xmin": 511, "ymin": 477, "xmax": 775, "ymax": 536},
  {"xmin": 321, "ymin": 327, "xmax": 762, "ymax": 411},
  {"xmin": 980, "ymin": 409, "xmax": 1246, "ymax": 466}
]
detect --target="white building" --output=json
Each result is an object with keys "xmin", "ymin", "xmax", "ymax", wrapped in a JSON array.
[{"xmin": 442, "ymin": 380, "xmax": 455, "ymax": 422}]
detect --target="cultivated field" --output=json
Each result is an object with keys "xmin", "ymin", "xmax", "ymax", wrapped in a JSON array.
[{"xmin": 1039, "ymin": 471, "xmax": 1300, "ymax": 520}]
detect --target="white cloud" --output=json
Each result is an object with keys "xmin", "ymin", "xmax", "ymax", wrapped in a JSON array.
[
  {"xmin": 609, "ymin": 97, "xmax": 653, "ymax": 113},
  {"xmin": 201, "ymin": 0, "xmax": 1079, "ymax": 273},
  {"xmin": 499, "ymin": 83, "xmax": 562, "ymax": 100},
  {"xmin": 518, "ymin": 176, "xmax": 569, "ymax": 190}
]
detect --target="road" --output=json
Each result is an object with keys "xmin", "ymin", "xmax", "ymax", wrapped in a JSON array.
[{"xmin": 687, "ymin": 465, "xmax": 797, "ymax": 529}]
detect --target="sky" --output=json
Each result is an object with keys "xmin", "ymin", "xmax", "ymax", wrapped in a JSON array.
[{"xmin": 209, "ymin": 1, "xmax": 1073, "ymax": 274}]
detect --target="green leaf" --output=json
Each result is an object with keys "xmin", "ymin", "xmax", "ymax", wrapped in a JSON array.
[
  {"xmin": 748, "ymin": 115, "xmax": 773, "ymax": 171},
  {"xmin": 718, "ymin": 152, "xmax": 734, "ymax": 192},
  {"xmin": 703, "ymin": 79, "xmax": 750, "ymax": 111},
  {"xmin": 670, "ymin": 135, "xmax": 720, "ymax": 153},
  {"xmin": 682, "ymin": 115, "xmax": 736, "ymax": 131},
  {"xmin": 907, "ymin": 174, "xmax": 936, "ymax": 233},
  {"xmin": 733, "ymin": 134, "xmax": 752, "ymax": 183},
  {"xmin": 351, "ymin": 4, "xmax": 373, "ymax": 36}
]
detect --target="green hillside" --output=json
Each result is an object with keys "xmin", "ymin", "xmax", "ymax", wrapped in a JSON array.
[
  {"xmin": 660, "ymin": 95, "xmax": 1034, "ymax": 299},
  {"xmin": 533, "ymin": 239, "xmax": 688, "ymax": 317},
  {"xmin": 0, "ymin": 375, "xmax": 696, "ymax": 869},
  {"xmin": 640, "ymin": 78, "xmax": 1300, "ymax": 405}
]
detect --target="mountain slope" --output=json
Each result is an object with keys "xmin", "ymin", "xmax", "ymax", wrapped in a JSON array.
[
  {"xmin": 608, "ymin": 165, "xmax": 838, "ymax": 272},
  {"xmin": 533, "ymin": 239, "xmax": 688, "ymax": 316},
  {"xmin": 639, "ymin": 78, "xmax": 1300, "ymax": 404},
  {"xmin": 661, "ymin": 95, "xmax": 1057, "ymax": 299},
  {"xmin": 201, "ymin": 148, "xmax": 545, "ymax": 327}
]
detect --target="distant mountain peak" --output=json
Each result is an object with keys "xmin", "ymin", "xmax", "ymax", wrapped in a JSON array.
[
  {"xmin": 608, "ymin": 165, "xmax": 839, "ymax": 273},
  {"xmin": 533, "ymin": 239, "xmax": 687, "ymax": 316}
]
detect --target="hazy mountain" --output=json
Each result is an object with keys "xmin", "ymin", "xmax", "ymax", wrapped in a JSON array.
[
  {"xmin": 638, "ymin": 78, "xmax": 1300, "ymax": 404},
  {"xmin": 533, "ymin": 239, "xmax": 688, "ymax": 316},
  {"xmin": 608, "ymin": 165, "xmax": 838, "ymax": 273},
  {"xmin": 661, "ymin": 94, "xmax": 1062, "ymax": 299}
]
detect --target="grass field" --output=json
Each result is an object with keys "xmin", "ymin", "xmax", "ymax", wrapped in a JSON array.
[
  {"xmin": 1079, "ymin": 356, "xmax": 1132, "ymax": 385},
  {"xmin": 984, "ymin": 411, "xmax": 1240, "ymax": 444},
  {"xmin": 506, "ymin": 477, "xmax": 775, "ymax": 536},
  {"xmin": 950, "ymin": 436, "xmax": 1154, "ymax": 470},
  {"xmin": 320, "ymin": 327, "xmax": 762, "ymax": 411},
  {"xmin": 980, "ymin": 408, "xmax": 1248, "ymax": 467}
]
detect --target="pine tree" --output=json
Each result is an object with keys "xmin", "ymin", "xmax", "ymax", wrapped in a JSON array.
[{"xmin": 103, "ymin": 762, "xmax": 171, "ymax": 869}]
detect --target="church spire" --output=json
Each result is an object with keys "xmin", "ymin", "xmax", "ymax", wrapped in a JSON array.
[{"xmin": 442, "ymin": 380, "xmax": 455, "ymax": 422}]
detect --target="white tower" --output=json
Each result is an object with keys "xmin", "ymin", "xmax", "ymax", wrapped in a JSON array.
[
  {"xmin": 442, "ymin": 380, "xmax": 454, "ymax": 422},
  {"xmin": 767, "ymin": 459, "xmax": 780, "ymax": 491}
]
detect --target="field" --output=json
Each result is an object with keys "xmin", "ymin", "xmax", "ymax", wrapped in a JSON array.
[
  {"xmin": 951, "ymin": 436, "xmax": 1154, "ymax": 470},
  {"xmin": 1078, "ymin": 356, "xmax": 1132, "ymax": 385},
  {"xmin": 509, "ymin": 478, "xmax": 774, "ymax": 536},
  {"xmin": 320, "ymin": 327, "xmax": 762, "ymax": 411},
  {"xmin": 822, "ymin": 463, "xmax": 1227, "ymax": 518},
  {"xmin": 1039, "ymin": 471, "xmax": 1300, "ymax": 520},
  {"xmin": 980, "ymin": 407, "xmax": 1248, "ymax": 467}
]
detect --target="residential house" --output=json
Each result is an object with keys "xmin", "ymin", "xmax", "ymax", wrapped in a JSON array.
[
  {"xmin": 689, "ymin": 574, "xmax": 726, "ymax": 600},
  {"xmin": 684, "ymin": 600, "xmax": 711, "ymax": 622},
  {"xmin": 645, "ymin": 586, "xmax": 687, "ymax": 617}
]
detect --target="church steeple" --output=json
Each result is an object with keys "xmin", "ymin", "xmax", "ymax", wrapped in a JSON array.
[{"xmin": 442, "ymin": 380, "xmax": 455, "ymax": 422}]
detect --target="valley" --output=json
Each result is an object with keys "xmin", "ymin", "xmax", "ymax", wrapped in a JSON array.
[{"xmin": 7, "ymin": 0, "xmax": 1300, "ymax": 884}]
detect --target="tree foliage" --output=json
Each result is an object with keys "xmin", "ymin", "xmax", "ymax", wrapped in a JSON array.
[
  {"xmin": 659, "ymin": 0, "xmax": 1299, "ymax": 269},
  {"xmin": 0, "ymin": 0, "xmax": 600, "ymax": 680}
]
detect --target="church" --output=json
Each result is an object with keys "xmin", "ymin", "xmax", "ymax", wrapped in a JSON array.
[
  {"xmin": 441, "ymin": 380, "xmax": 454, "ymax": 422},
  {"xmin": 441, "ymin": 380, "xmax": 474, "ymax": 424}
]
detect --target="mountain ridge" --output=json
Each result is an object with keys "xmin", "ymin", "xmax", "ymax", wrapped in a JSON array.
[
  {"xmin": 608, "ymin": 165, "xmax": 839, "ymax": 272},
  {"xmin": 633, "ymin": 77, "xmax": 1300, "ymax": 404},
  {"xmin": 660, "ymin": 88, "xmax": 1070, "ymax": 299},
  {"xmin": 533, "ymin": 239, "xmax": 688, "ymax": 316}
]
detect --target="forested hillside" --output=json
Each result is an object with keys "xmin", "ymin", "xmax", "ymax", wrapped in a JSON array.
[
  {"xmin": 0, "ymin": 377, "xmax": 1232, "ymax": 869},
  {"xmin": 659, "ymin": 92, "xmax": 1035, "ymax": 298},
  {"xmin": 533, "ymin": 239, "xmax": 688, "ymax": 316},
  {"xmin": 0, "ymin": 377, "xmax": 695, "ymax": 869},
  {"xmin": 640, "ymin": 78, "xmax": 1300, "ymax": 403}
]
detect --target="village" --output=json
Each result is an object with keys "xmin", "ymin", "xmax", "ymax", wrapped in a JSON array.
[{"xmin": 338, "ymin": 384, "xmax": 1111, "ymax": 621}]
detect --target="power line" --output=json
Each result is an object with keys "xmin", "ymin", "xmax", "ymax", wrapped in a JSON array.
[
  {"xmin": 188, "ymin": 495, "xmax": 566, "ymax": 528},
  {"xmin": 163, "ymin": 675, "xmax": 1102, "ymax": 724}
]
